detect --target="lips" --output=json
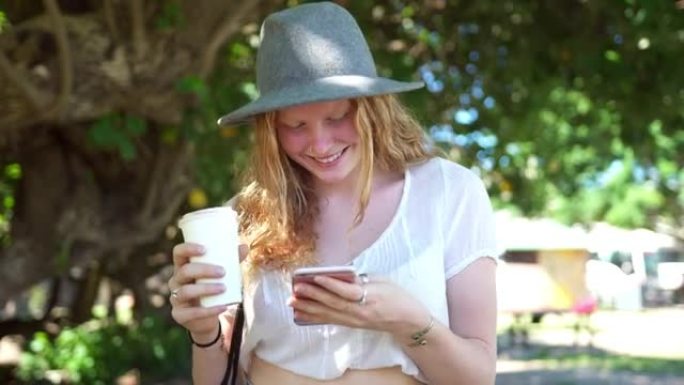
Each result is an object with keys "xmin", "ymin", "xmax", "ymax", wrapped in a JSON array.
[{"xmin": 309, "ymin": 147, "xmax": 347, "ymax": 165}]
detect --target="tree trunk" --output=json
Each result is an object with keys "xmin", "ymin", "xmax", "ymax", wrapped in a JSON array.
[{"xmin": 0, "ymin": 0, "xmax": 279, "ymax": 307}]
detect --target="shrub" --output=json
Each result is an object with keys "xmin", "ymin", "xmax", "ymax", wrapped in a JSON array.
[{"xmin": 16, "ymin": 315, "xmax": 191, "ymax": 384}]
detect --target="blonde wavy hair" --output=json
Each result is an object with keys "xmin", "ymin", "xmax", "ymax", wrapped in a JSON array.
[{"xmin": 235, "ymin": 94, "xmax": 435, "ymax": 272}]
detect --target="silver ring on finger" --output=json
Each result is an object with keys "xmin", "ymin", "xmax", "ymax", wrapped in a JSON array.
[
  {"xmin": 359, "ymin": 273, "xmax": 370, "ymax": 285},
  {"xmin": 356, "ymin": 287, "xmax": 367, "ymax": 306},
  {"xmin": 171, "ymin": 288, "xmax": 180, "ymax": 299}
]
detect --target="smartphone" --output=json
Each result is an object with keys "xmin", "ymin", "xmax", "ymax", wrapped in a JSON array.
[{"xmin": 291, "ymin": 265, "xmax": 357, "ymax": 325}]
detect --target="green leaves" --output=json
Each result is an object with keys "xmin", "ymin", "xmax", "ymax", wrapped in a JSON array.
[
  {"xmin": 0, "ymin": 163, "xmax": 20, "ymax": 245},
  {"xmin": 176, "ymin": 75, "xmax": 210, "ymax": 101},
  {"xmin": 87, "ymin": 113, "xmax": 147, "ymax": 161},
  {"xmin": 4, "ymin": 163, "xmax": 21, "ymax": 179},
  {"xmin": 0, "ymin": 10, "xmax": 9, "ymax": 33},
  {"xmin": 354, "ymin": 0, "xmax": 684, "ymax": 229},
  {"xmin": 154, "ymin": 0, "xmax": 184, "ymax": 31},
  {"xmin": 17, "ymin": 316, "xmax": 191, "ymax": 384}
]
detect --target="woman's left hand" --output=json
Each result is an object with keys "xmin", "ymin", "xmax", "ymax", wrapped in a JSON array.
[{"xmin": 288, "ymin": 275, "xmax": 431, "ymax": 338}]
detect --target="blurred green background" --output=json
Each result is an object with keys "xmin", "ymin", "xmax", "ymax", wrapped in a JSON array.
[{"xmin": 0, "ymin": 0, "xmax": 683, "ymax": 384}]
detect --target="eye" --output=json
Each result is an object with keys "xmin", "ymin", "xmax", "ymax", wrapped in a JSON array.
[
  {"xmin": 327, "ymin": 111, "xmax": 349, "ymax": 123},
  {"xmin": 281, "ymin": 122, "xmax": 305, "ymax": 131}
]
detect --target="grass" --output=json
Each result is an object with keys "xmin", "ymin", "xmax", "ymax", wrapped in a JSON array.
[
  {"xmin": 532, "ymin": 349, "xmax": 684, "ymax": 375},
  {"xmin": 497, "ymin": 308, "xmax": 684, "ymax": 377}
]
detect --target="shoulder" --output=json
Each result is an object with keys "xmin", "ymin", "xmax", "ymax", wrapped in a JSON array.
[{"xmin": 408, "ymin": 156, "xmax": 485, "ymax": 193}]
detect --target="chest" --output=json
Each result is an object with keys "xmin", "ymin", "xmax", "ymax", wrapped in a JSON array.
[{"xmin": 315, "ymin": 179, "xmax": 404, "ymax": 265}]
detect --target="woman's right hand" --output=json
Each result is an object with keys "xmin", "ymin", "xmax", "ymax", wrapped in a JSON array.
[{"xmin": 167, "ymin": 242, "xmax": 230, "ymax": 342}]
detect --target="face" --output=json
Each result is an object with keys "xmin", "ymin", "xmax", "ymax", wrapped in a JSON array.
[{"xmin": 275, "ymin": 99, "xmax": 361, "ymax": 187}]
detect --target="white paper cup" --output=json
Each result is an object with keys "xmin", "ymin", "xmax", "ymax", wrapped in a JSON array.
[{"xmin": 178, "ymin": 207, "xmax": 242, "ymax": 307}]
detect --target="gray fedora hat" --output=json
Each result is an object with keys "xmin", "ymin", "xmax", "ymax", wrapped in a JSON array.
[{"xmin": 217, "ymin": 2, "xmax": 424, "ymax": 126}]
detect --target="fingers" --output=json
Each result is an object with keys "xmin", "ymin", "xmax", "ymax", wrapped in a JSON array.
[
  {"xmin": 290, "ymin": 297, "xmax": 363, "ymax": 327},
  {"xmin": 289, "ymin": 274, "xmax": 379, "ymax": 328},
  {"xmin": 167, "ymin": 252, "xmax": 226, "ymax": 309},
  {"xmin": 292, "ymin": 280, "xmax": 368, "ymax": 318},
  {"xmin": 172, "ymin": 242, "xmax": 206, "ymax": 267},
  {"xmin": 173, "ymin": 262, "xmax": 225, "ymax": 287},
  {"xmin": 170, "ymin": 283, "xmax": 225, "ymax": 304},
  {"xmin": 171, "ymin": 304, "xmax": 226, "ymax": 326},
  {"xmin": 312, "ymin": 275, "xmax": 365, "ymax": 303},
  {"xmin": 171, "ymin": 242, "xmax": 245, "ymax": 287},
  {"xmin": 293, "ymin": 283, "xmax": 352, "ymax": 312},
  {"xmin": 169, "ymin": 242, "xmax": 243, "ymax": 337}
]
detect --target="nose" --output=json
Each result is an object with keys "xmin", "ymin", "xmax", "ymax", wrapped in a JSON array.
[{"xmin": 308, "ymin": 125, "xmax": 333, "ymax": 155}]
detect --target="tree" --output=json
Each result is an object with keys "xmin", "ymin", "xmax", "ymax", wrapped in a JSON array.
[
  {"xmin": 1, "ymin": 0, "xmax": 683, "ymax": 329},
  {"xmin": 359, "ymin": 0, "xmax": 684, "ymax": 236},
  {"xmin": 0, "ymin": 0, "xmax": 275, "ymax": 322}
]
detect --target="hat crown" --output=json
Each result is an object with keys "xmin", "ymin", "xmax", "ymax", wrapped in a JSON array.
[{"xmin": 256, "ymin": 2, "xmax": 377, "ymax": 94}]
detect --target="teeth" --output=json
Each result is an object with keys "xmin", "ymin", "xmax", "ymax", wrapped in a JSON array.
[{"xmin": 315, "ymin": 150, "xmax": 343, "ymax": 164}]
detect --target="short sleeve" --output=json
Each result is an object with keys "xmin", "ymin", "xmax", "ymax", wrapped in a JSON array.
[{"xmin": 441, "ymin": 163, "xmax": 498, "ymax": 279}]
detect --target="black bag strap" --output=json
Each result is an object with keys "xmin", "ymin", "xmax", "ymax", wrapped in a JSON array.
[{"xmin": 221, "ymin": 302, "xmax": 245, "ymax": 385}]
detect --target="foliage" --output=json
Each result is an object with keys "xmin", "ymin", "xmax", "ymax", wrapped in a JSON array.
[
  {"xmin": 0, "ymin": 163, "xmax": 20, "ymax": 246},
  {"xmin": 154, "ymin": 0, "xmax": 185, "ymax": 31},
  {"xmin": 345, "ymin": 0, "xmax": 684, "ymax": 231},
  {"xmin": 0, "ymin": 1, "xmax": 681, "ymax": 234},
  {"xmin": 0, "ymin": 11, "xmax": 8, "ymax": 33},
  {"xmin": 529, "ymin": 349, "xmax": 684, "ymax": 376},
  {"xmin": 175, "ymin": 40, "xmax": 257, "ymax": 205},
  {"xmin": 87, "ymin": 114, "xmax": 148, "ymax": 161},
  {"xmin": 1, "ymin": 0, "xmax": 684, "ymax": 358},
  {"xmin": 16, "ymin": 315, "xmax": 191, "ymax": 384}
]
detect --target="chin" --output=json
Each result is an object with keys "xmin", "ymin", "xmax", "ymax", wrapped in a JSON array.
[{"xmin": 306, "ymin": 169, "xmax": 348, "ymax": 183}]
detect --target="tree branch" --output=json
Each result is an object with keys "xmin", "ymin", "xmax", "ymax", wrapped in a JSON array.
[
  {"xmin": 130, "ymin": 0, "xmax": 147, "ymax": 59},
  {"xmin": 105, "ymin": 178, "xmax": 190, "ymax": 248},
  {"xmin": 0, "ymin": 51, "xmax": 45, "ymax": 110},
  {"xmin": 103, "ymin": 0, "xmax": 120, "ymax": 42},
  {"xmin": 43, "ymin": 0, "xmax": 73, "ymax": 120},
  {"xmin": 163, "ymin": 141, "xmax": 193, "ymax": 201},
  {"xmin": 139, "ymin": 143, "xmax": 168, "ymax": 222},
  {"xmin": 0, "ymin": 238, "xmax": 56, "ymax": 304},
  {"xmin": 143, "ymin": 142, "xmax": 192, "ymax": 221},
  {"xmin": 199, "ymin": 0, "xmax": 261, "ymax": 79}
]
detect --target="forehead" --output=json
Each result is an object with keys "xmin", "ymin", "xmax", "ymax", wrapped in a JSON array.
[{"xmin": 276, "ymin": 99, "xmax": 352, "ymax": 121}]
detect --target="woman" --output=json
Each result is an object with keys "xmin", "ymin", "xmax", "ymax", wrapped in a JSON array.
[{"xmin": 168, "ymin": 2, "xmax": 497, "ymax": 385}]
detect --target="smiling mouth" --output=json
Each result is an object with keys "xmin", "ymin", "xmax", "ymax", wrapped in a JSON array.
[{"xmin": 310, "ymin": 147, "xmax": 348, "ymax": 164}]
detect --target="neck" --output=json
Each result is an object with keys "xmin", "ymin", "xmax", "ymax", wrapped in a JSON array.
[
  {"xmin": 313, "ymin": 167, "xmax": 363, "ymax": 200},
  {"xmin": 314, "ymin": 165, "xmax": 400, "ymax": 202}
]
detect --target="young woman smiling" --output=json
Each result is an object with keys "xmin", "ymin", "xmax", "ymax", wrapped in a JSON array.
[{"xmin": 168, "ymin": 3, "xmax": 498, "ymax": 385}]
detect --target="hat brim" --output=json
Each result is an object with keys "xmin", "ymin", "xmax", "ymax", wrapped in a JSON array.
[{"xmin": 217, "ymin": 75, "xmax": 424, "ymax": 126}]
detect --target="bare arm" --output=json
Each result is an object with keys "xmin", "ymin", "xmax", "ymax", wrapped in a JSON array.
[
  {"xmin": 291, "ymin": 257, "xmax": 497, "ymax": 385},
  {"xmin": 397, "ymin": 257, "xmax": 497, "ymax": 385},
  {"xmin": 191, "ymin": 323, "xmax": 230, "ymax": 384}
]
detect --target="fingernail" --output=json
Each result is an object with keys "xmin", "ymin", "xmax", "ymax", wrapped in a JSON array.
[
  {"xmin": 216, "ymin": 267, "xmax": 225, "ymax": 275},
  {"xmin": 197, "ymin": 245, "xmax": 206, "ymax": 254},
  {"xmin": 313, "ymin": 276, "xmax": 325, "ymax": 284}
]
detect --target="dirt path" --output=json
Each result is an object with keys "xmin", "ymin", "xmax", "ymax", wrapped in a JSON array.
[
  {"xmin": 495, "ymin": 308, "xmax": 684, "ymax": 385},
  {"xmin": 496, "ymin": 359, "xmax": 684, "ymax": 385}
]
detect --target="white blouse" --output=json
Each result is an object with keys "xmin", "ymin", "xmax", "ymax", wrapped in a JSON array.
[{"xmin": 239, "ymin": 157, "xmax": 497, "ymax": 382}]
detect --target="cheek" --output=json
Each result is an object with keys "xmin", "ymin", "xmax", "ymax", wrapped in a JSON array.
[
  {"xmin": 338, "ymin": 122, "xmax": 360, "ymax": 144},
  {"xmin": 277, "ymin": 130, "xmax": 307, "ymax": 156}
]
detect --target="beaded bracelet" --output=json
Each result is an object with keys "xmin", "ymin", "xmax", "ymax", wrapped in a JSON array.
[
  {"xmin": 188, "ymin": 322, "xmax": 222, "ymax": 348},
  {"xmin": 409, "ymin": 316, "xmax": 435, "ymax": 347}
]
